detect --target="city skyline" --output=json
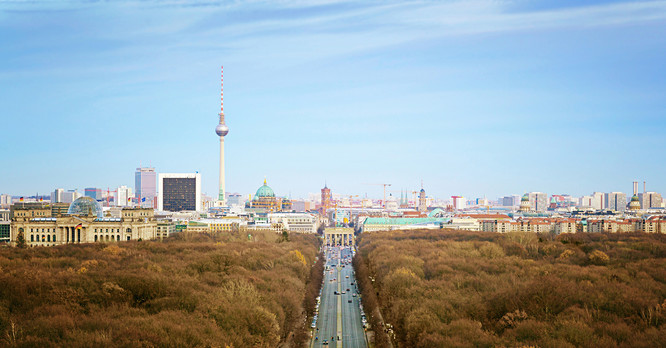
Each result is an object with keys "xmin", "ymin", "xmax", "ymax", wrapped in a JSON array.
[{"xmin": 2, "ymin": 0, "xmax": 666, "ymax": 199}]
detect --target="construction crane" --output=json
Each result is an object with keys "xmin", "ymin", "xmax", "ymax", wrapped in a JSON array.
[
  {"xmin": 345, "ymin": 194, "xmax": 359, "ymax": 225},
  {"xmin": 363, "ymin": 183, "xmax": 392, "ymax": 208},
  {"xmin": 105, "ymin": 187, "xmax": 118, "ymax": 208}
]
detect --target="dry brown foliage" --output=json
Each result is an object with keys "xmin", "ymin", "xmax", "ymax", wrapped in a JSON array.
[
  {"xmin": 356, "ymin": 229, "xmax": 666, "ymax": 347},
  {"xmin": 0, "ymin": 231, "xmax": 321, "ymax": 347}
]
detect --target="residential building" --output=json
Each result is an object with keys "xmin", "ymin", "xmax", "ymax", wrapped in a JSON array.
[
  {"xmin": 61, "ymin": 190, "xmax": 82, "ymax": 204},
  {"xmin": 501, "ymin": 195, "xmax": 520, "ymax": 207},
  {"xmin": 451, "ymin": 196, "xmax": 465, "ymax": 210},
  {"xmin": 590, "ymin": 192, "xmax": 605, "ymax": 210},
  {"xmin": 51, "ymin": 189, "xmax": 64, "ymax": 203},
  {"xmin": 528, "ymin": 192, "xmax": 548, "ymax": 212},
  {"xmin": 639, "ymin": 192, "xmax": 663, "ymax": 209},
  {"xmin": 606, "ymin": 192, "xmax": 627, "ymax": 212}
]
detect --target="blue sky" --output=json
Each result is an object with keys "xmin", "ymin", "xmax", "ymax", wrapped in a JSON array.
[{"xmin": 1, "ymin": 0, "xmax": 665, "ymax": 201}]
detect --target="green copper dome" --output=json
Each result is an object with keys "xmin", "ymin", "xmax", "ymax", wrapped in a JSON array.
[
  {"xmin": 521, "ymin": 194, "xmax": 529, "ymax": 202},
  {"xmin": 254, "ymin": 179, "xmax": 275, "ymax": 200},
  {"xmin": 631, "ymin": 194, "xmax": 640, "ymax": 202}
]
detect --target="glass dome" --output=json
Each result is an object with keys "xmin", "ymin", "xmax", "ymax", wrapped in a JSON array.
[{"xmin": 68, "ymin": 196, "xmax": 103, "ymax": 218}]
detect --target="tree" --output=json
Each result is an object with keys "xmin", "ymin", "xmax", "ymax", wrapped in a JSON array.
[{"xmin": 16, "ymin": 231, "xmax": 26, "ymax": 248}]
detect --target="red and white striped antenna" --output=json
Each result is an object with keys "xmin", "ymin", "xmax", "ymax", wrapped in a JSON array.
[{"xmin": 220, "ymin": 66, "xmax": 224, "ymax": 114}]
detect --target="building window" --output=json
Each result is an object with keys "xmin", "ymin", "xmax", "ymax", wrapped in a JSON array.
[
  {"xmin": 95, "ymin": 235, "xmax": 98, "ymax": 242},
  {"xmin": 127, "ymin": 236, "xmax": 131, "ymax": 241},
  {"xmin": 31, "ymin": 235, "xmax": 34, "ymax": 242},
  {"xmin": 47, "ymin": 235, "xmax": 51, "ymax": 242},
  {"xmin": 116, "ymin": 235, "xmax": 120, "ymax": 241},
  {"xmin": 53, "ymin": 235, "xmax": 56, "ymax": 242}
]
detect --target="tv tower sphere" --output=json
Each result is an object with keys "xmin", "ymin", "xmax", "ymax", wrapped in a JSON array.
[{"xmin": 216, "ymin": 123, "xmax": 229, "ymax": 137}]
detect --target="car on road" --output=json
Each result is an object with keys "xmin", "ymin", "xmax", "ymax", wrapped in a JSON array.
[
  {"xmin": 341, "ymin": 291, "xmax": 346, "ymax": 294},
  {"xmin": 348, "ymin": 299, "xmax": 352, "ymax": 303},
  {"xmin": 345, "ymin": 275, "xmax": 349, "ymax": 278},
  {"xmin": 353, "ymin": 293, "xmax": 357, "ymax": 297}
]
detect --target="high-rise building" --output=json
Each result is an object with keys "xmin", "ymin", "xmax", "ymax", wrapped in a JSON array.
[
  {"xmin": 528, "ymin": 192, "xmax": 548, "ymax": 212},
  {"xmin": 227, "ymin": 193, "xmax": 242, "ymax": 207},
  {"xmin": 590, "ymin": 192, "xmax": 605, "ymax": 210},
  {"xmin": 501, "ymin": 195, "xmax": 520, "ymax": 207},
  {"xmin": 1, "ymin": 194, "xmax": 13, "ymax": 208},
  {"xmin": 84, "ymin": 188, "xmax": 103, "ymax": 201},
  {"xmin": 51, "ymin": 189, "xmax": 64, "ymax": 203},
  {"xmin": 639, "ymin": 192, "xmax": 663, "ymax": 209},
  {"xmin": 116, "ymin": 186, "xmax": 133, "ymax": 207},
  {"xmin": 606, "ymin": 192, "xmax": 627, "ymax": 212},
  {"xmin": 158, "ymin": 173, "xmax": 202, "ymax": 212},
  {"xmin": 61, "ymin": 190, "xmax": 82, "ymax": 204},
  {"xmin": 135, "ymin": 167, "xmax": 156, "ymax": 208},
  {"xmin": 451, "ymin": 196, "xmax": 465, "ymax": 210},
  {"xmin": 215, "ymin": 66, "xmax": 230, "ymax": 207}
]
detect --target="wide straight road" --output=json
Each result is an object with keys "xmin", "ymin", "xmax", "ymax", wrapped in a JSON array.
[{"xmin": 312, "ymin": 246, "xmax": 366, "ymax": 348}]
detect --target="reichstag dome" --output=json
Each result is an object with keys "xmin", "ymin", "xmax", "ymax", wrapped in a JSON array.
[{"xmin": 67, "ymin": 196, "xmax": 103, "ymax": 219}]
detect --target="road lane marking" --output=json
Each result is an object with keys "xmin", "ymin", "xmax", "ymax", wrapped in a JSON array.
[{"xmin": 337, "ymin": 266, "xmax": 342, "ymax": 348}]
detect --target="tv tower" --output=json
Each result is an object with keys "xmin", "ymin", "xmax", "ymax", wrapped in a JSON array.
[{"xmin": 215, "ymin": 66, "xmax": 229, "ymax": 206}]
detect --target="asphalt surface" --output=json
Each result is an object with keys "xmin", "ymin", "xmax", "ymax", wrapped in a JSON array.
[{"xmin": 311, "ymin": 246, "xmax": 367, "ymax": 348}]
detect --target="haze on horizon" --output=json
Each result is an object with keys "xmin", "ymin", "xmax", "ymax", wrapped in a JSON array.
[{"xmin": 1, "ymin": 0, "xmax": 665, "ymax": 200}]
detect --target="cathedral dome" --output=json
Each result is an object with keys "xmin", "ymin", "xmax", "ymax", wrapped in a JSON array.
[
  {"xmin": 68, "ymin": 196, "xmax": 103, "ymax": 218},
  {"xmin": 254, "ymin": 179, "xmax": 275, "ymax": 200}
]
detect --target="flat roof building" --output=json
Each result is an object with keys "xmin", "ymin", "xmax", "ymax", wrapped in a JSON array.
[{"xmin": 158, "ymin": 173, "xmax": 202, "ymax": 212}]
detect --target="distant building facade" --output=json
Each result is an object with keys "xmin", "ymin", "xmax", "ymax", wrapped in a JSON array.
[
  {"xmin": 245, "ymin": 179, "xmax": 292, "ymax": 212},
  {"xmin": 418, "ymin": 188, "xmax": 427, "ymax": 212},
  {"xmin": 502, "ymin": 195, "xmax": 521, "ymax": 207},
  {"xmin": 84, "ymin": 188, "xmax": 103, "ymax": 201},
  {"xmin": 10, "ymin": 197, "xmax": 157, "ymax": 247},
  {"xmin": 116, "ymin": 185, "xmax": 133, "ymax": 207},
  {"xmin": 51, "ymin": 189, "xmax": 64, "ymax": 203},
  {"xmin": 606, "ymin": 192, "xmax": 627, "ymax": 212},
  {"xmin": 158, "ymin": 173, "xmax": 202, "ymax": 212},
  {"xmin": 528, "ymin": 192, "xmax": 548, "ymax": 212},
  {"xmin": 639, "ymin": 192, "xmax": 663, "ymax": 209},
  {"xmin": 136, "ymin": 167, "xmax": 157, "ymax": 208}
]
